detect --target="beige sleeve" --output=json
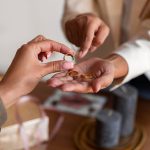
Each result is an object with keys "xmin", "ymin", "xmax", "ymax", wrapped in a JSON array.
[{"xmin": 61, "ymin": 0, "xmax": 99, "ymax": 31}]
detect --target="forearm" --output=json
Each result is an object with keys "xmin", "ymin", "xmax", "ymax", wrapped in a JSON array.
[
  {"xmin": 0, "ymin": 81, "xmax": 17, "ymax": 109},
  {"xmin": 0, "ymin": 82, "xmax": 8, "ymax": 127},
  {"xmin": 0, "ymin": 97, "xmax": 7, "ymax": 127}
]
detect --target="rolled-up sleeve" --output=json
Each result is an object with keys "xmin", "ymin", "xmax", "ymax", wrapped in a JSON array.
[
  {"xmin": 111, "ymin": 19, "xmax": 150, "ymax": 90},
  {"xmin": 62, "ymin": 0, "xmax": 99, "ymax": 31}
]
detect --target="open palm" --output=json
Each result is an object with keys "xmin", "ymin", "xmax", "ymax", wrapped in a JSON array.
[{"xmin": 47, "ymin": 58, "xmax": 115, "ymax": 93}]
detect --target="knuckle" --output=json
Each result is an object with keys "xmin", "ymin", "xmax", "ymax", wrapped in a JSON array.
[
  {"xmin": 85, "ymin": 34, "xmax": 92, "ymax": 42},
  {"xmin": 94, "ymin": 17, "xmax": 101, "ymax": 23},
  {"xmin": 93, "ymin": 38, "xmax": 101, "ymax": 46},
  {"xmin": 36, "ymin": 35, "xmax": 45, "ymax": 40},
  {"xmin": 103, "ymin": 24, "xmax": 110, "ymax": 33},
  {"xmin": 51, "ymin": 61, "xmax": 61, "ymax": 72},
  {"xmin": 79, "ymin": 15, "xmax": 92, "ymax": 25},
  {"xmin": 76, "ymin": 17, "xmax": 83, "ymax": 24},
  {"xmin": 93, "ymin": 39, "xmax": 102, "ymax": 46},
  {"xmin": 21, "ymin": 44, "xmax": 30, "ymax": 49},
  {"xmin": 18, "ymin": 44, "xmax": 30, "ymax": 52}
]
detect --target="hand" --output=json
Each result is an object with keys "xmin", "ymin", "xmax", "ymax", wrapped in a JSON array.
[
  {"xmin": 0, "ymin": 35, "xmax": 75, "ymax": 108},
  {"xmin": 65, "ymin": 13, "xmax": 110, "ymax": 58},
  {"xmin": 47, "ymin": 57, "xmax": 115, "ymax": 93}
]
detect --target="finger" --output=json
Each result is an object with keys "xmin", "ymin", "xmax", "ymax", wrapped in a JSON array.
[
  {"xmin": 35, "ymin": 40, "xmax": 75, "ymax": 56},
  {"xmin": 47, "ymin": 78, "xmax": 64, "ymax": 87},
  {"xmin": 73, "ymin": 20, "xmax": 82, "ymax": 47},
  {"xmin": 89, "ymin": 46, "xmax": 97, "ymax": 53},
  {"xmin": 70, "ymin": 22, "xmax": 80, "ymax": 46},
  {"xmin": 51, "ymin": 72, "xmax": 66, "ymax": 78},
  {"xmin": 42, "ymin": 60, "xmax": 74, "ymax": 75},
  {"xmin": 46, "ymin": 51, "xmax": 52, "ymax": 58},
  {"xmin": 28, "ymin": 35, "xmax": 46, "ymax": 44},
  {"xmin": 28, "ymin": 36, "xmax": 52, "ymax": 61},
  {"xmin": 60, "ymin": 81, "xmax": 93, "ymax": 93},
  {"xmin": 79, "ymin": 23, "xmax": 96, "ymax": 58},
  {"xmin": 92, "ymin": 24, "xmax": 110, "ymax": 47},
  {"xmin": 65, "ymin": 22, "xmax": 74, "ymax": 44},
  {"xmin": 47, "ymin": 76, "xmax": 73, "ymax": 87},
  {"xmin": 92, "ymin": 78, "xmax": 102, "ymax": 93},
  {"xmin": 92, "ymin": 73, "xmax": 113, "ymax": 93},
  {"xmin": 38, "ymin": 51, "xmax": 52, "ymax": 62}
]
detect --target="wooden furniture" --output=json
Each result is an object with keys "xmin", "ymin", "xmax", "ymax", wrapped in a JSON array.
[
  {"xmin": 4, "ymin": 82, "xmax": 150, "ymax": 150},
  {"xmin": 47, "ymin": 99, "xmax": 150, "ymax": 150}
]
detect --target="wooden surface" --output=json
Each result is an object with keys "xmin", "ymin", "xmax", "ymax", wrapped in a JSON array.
[
  {"xmin": 5, "ymin": 82, "xmax": 150, "ymax": 150},
  {"xmin": 33, "ymin": 83, "xmax": 150, "ymax": 150},
  {"xmin": 47, "ymin": 100, "xmax": 150, "ymax": 150}
]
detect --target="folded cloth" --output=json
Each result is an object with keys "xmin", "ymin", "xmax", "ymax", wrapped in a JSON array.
[{"xmin": 0, "ymin": 96, "xmax": 49, "ymax": 150}]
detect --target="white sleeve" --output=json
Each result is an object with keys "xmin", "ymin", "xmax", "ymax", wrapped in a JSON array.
[
  {"xmin": 111, "ymin": 19, "xmax": 150, "ymax": 90},
  {"xmin": 62, "ymin": 0, "xmax": 99, "ymax": 30}
]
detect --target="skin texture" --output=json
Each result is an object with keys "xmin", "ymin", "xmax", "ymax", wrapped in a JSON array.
[
  {"xmin": 0, "ymin": 35, "xmax": 75, "ymax": 108},
  {"xmin": 48, "ymin": 54, "xmax": 128, "ymax": 93},
  {"xmin": 65, "ymin": 13, "xmax": 110, "ymax": 58},
  {"xmin": 48, "ymin": 57, "xmax": 115, "ymax": 93}
]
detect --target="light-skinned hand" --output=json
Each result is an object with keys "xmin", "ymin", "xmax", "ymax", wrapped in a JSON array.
[
  {"xmin": 0, "ymin": 35, "xmax": 75, "ymax": 108},
  {"xmin": 47, "ymin": 57, "xmax": 115, "ymax": 93},
  {"xmin": 65, "ymin": 13, "xmax": 110, "ymax": 58},
  {"xmin": 47, "ymin": 54, "xmax": 129, "ymax": 93}
]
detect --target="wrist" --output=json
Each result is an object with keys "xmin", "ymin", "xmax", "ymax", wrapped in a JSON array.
[
  {"xmin": 0, "ymin": 81, "xmax": 17, "ymax": 108},
  {"xmin": 106, "ymin": 54, "xmax": 129, "ymax": 79}
]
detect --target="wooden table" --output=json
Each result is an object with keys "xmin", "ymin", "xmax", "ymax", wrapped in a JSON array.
[
  {"xmin": 30, "ymin": 83, "xmax": 150, "ymax": 150},
  {"xmin": 46, "ymin": 99, "xmax": 150, "ymax": 150},
  {"xmin": 5, "ymin": 82, "xmax": 150, "ymax": 150}
]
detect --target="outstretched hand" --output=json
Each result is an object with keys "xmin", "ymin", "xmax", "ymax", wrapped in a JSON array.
[{"xmin": 47, "ymin": 57, "xmax": 115, "ymax": 93}]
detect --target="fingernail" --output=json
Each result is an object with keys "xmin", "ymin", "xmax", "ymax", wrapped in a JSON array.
[
  {"xmin": 41, "ymin": 56, "xmax": 46, "ymax": 62},
  {"xmin": 47, "ymin": 52, "xmax": 51, "ymax": 58},
  {"xmin": 78, "ymin": 51, "xmax": 83, "ymax": 58},
  {"xmin": 90, "ymin": 46, "xmax": 97, "ymax": 52},
  {"xmin": 62, "ymin": 61, "xmax": 74, "ymax": 69},
  {"xmin": 43, "ymin": 56, "xmax": 47, "ymax": 61}
]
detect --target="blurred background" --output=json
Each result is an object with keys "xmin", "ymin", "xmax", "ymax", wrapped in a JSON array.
[
  {"xmin": 0, "ymin": 1, "xmax": 150, "ymax": 150},
  {"xmin": 0, "ymin": 0, "xmax": 69, "ymax": 73}
]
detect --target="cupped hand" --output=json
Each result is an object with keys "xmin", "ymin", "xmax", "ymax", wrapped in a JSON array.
[
  {"xmin": 65, "ymin": 13, "xmax": 110, "ymax": 58},
  {"xmin": 47, "ymin": 57, "xmax": 115, "ymax": 93},
  {"xmin": 0, "ymin": 35, "xmax": 75, "ymax": 107}
]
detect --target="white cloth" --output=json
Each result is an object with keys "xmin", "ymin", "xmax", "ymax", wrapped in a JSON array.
[
  {"xmin": 0, "ymin": 117, "xmax": 49, "ymax": 150},
  {"xmin": 115, "ymin": 19, "xmax": 150, "ymax": 86},
  {"xmin": 62, "ymin": 0, "xmax": 150, "ymax": 87}
]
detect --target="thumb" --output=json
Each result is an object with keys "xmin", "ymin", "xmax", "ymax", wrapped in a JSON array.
[
  {"xmin": 92, "ymin": 73, "xmax": 113, "ymax": 93},
  {"xmin": 42, "ymin": 60, "xmax": 74, "ymax": 75}
]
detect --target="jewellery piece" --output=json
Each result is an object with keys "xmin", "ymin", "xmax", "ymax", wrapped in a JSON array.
[
  {"xmin": 66, "ymin": 69, "xmax": 79, "ymax": 79},
  {"xmin": 66, "ymin": 69, "xmax": 95, "ymax": 81},
  {"xmin": 67, "ymin": 70, "xmax": 79, "ymax": 76},
  {"xmin": 80, "ymin": 73, "xmax": 94, "ymax": 80},
  {"xmin": 63, "ymin": 54, "xmax": 75, "ymax": 61}
]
